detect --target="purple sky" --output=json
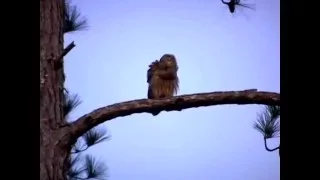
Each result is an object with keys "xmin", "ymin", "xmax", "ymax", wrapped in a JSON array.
[{"xmin": 64, "ymin": 0, "xmax": 280, "ymax": 179}]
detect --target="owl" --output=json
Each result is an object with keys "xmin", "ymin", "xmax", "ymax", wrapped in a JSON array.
[{"xmin": 147, "ymin": 54, "xmax": 179, "ymax": 116}]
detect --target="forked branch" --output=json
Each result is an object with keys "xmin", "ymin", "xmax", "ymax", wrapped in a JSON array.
[{"xmin": 69, "ymin": 89, "xmax": 280, "ymax": 138}]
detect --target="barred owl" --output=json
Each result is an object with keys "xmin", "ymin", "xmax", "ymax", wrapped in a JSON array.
[{"xmin": 147, "ymin": 54, "xmax": 179, "ymax": 116}]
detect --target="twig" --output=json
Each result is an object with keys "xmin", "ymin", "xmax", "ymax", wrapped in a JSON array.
[
  {"xmin": 71, "ymin": 146, "xmax": 89, "ymax": 154},
  {"xmin": 53, "ymin": 41, "xmax": 76, "ymax": 69},
  {"xmin": 60, "ymin": 41, "xmax": 76, "ymax": 60},
  {"xmin": 264, "ymin": 138, "xmax": 280, "ymax": 152}
]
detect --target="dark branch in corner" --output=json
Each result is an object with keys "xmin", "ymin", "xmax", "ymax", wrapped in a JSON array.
[
  {"xmin": 264, "ymin": 138, "xmax": 280, "ymax": 152},
  {"xmin": 69, "ymin": 89, "xmax": 280, "ymax": 138},
  {"xmin": 221, "ymin": 0, "xmax": 228, "ymax": 4}
]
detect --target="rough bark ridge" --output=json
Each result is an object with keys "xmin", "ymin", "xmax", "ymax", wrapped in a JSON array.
[{"xmin": 40, "ymin": 0, "xmax": 70, "ymax": 179}]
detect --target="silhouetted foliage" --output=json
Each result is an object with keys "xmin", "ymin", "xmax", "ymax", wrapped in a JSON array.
[
  {"xmin": 64, "ymin": 91, "xmax": 82, "ymax": 118},
  {"xmin": 64, "ymin": 90, "xmax": 109, "ymax": 180},
  {"xmin": 85, "ymin": 155, "xmax": 108, "ymax": 180},
  {"xmin": 61, "ymin": 2, "xmax": 108, "ymax": 178},
  {"xmin": 68, "ymin": 154, "xmax": 108, "ymax": 180},
  {"xmin": 64, "ymin": 0, "xmax": 89, "ymax": 34},
  {"xmin": 72, "ymin": 127, "xmax": 110, "ymax": 153},
  {"xmin": 253, "ymin": 105, "xmax": 280, "ymax": 156}
]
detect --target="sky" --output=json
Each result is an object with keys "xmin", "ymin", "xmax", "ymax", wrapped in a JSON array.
[{"xmin": 64, "ymin": 0, "xmax": 280, "ymax": 179}]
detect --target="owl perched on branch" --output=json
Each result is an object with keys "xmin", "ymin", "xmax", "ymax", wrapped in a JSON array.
[{"xmin": 147, "ymin": 54, "xmax": 179, "ymax": 116}]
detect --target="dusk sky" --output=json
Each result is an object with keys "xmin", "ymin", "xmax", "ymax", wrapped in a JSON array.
[{"xmin": 64, "ymin": 0, "xmax": 280, "ymax": 179}]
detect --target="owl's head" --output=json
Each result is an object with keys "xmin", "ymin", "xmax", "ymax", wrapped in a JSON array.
[{"xmin": 159, "ymin": 54, "xmax": 177, "ymax": 69}]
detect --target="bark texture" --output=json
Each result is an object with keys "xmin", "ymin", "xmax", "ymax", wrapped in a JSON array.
[{"xmin": 40, "ymin": 0, "xmax": 70, "ymax": 179}]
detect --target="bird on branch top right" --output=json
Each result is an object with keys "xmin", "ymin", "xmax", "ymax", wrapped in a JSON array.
[{"xmin": 221, "ymin": 0, "xmax": 255, "ymax": 14}]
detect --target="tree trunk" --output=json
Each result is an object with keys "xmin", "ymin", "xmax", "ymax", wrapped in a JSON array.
[
  {"xmin": 40, "ymin": 130, "xmax": 71, "ymax": 180},
  {"xmin": 40, "ymin": 0, "xmax": 70, "ymax": 179}
]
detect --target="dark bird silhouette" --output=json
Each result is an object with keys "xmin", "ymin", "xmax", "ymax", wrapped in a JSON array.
[{"xmin": 221, "ymin": 0, "xmax": 255, "ymax": 14}]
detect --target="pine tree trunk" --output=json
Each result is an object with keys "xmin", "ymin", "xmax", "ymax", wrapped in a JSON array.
[
  {"xmin": 40, "ymin": 0, "xmax": 71, "ymax": 179},
  {"xmin": 40, "ymin": 130, "xmax": 71, "ymax": 180}
]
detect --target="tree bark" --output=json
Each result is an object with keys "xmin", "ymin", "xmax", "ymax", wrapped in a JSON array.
[{"xmin": 40, "ymin": 0, "xmax": 71, "ymax": 179}]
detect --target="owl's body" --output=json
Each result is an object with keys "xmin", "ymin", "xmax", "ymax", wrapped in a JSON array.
[{"xmin": 147, "ymin": 54, "xmax": 179, "ymax": 115}]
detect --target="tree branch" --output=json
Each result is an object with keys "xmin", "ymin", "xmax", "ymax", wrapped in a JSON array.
[
  {"xmin": 264, "ymin": 138, "xmax": 280, "ymax": 152},
  {"xmin": 52, "ymin": 41, "xmax": 76, "ymax": 70},
  {"xmin": 221, "ymin": 0, "xmax": 228, "ymax": 4},
  {"xmin": 69, "ymin": 89, "xmax": 280, "ymax": 138},
  {"xmin": 59, "ymin": 41, "xmax": 76, "ymax": 60}
]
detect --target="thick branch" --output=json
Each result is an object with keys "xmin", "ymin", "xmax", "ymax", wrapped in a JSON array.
[{"xmin": 69, "ymin": 89, "xmax": 280, "ymax": 138}]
